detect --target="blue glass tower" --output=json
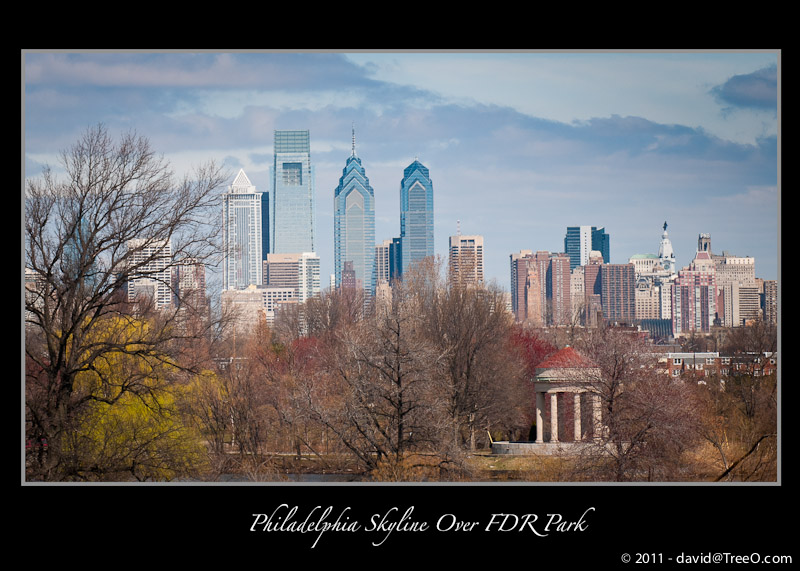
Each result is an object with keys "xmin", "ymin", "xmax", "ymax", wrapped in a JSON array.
[
  {"xmin": 564, "ymin": 226, "xmax": 610, "ymax": 270},
  {"xmin": 399, "ymin": 159, "xmax": 434, "ymax": 275},
  {"xmin": 334, "ymin": 128, "xmax": 376, "ymax": 295},
  {"xmin": 271, "ymin": 130, "xmax": 315, "ymax": 254}
]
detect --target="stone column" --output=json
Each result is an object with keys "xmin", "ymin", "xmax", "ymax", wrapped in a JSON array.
[
  {"xmin": 535, "ymin": 391, "xmax": 545, "ymax": 443},
  {"xmin": 592, "ymin": 392, "xmax": 602, "ymax": 440},
  {"xmin": 550, "ymin": 391, "xmax": 559, "ymax": 442},
  {"xmin": 573, "ymin": 392, "xmax": 582, "ymax": 441}
]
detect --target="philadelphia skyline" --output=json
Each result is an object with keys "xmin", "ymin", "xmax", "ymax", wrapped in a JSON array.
[{"xmin": 23, "ymin": 50, "xmax": 780, "ymax": 291}]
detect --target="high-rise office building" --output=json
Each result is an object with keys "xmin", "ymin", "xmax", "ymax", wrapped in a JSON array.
[
  {"xmin": 583, "ymin": 252, "xmax": 604, "ymax": 327},
  {"xmin": 174, "ymin": 257, "xmax": 207, "ymax": 314},
  {"xmin": 448, "ymin": 233, "xmax": 484, "ymax": 285},
  {"xmin": 547, "ymin": 253, "xmax": 572, "ymax": 325},
  {"xmin": 600, "ymin": 263, "xmax": 636, "ymax": 323},
  {"xmin": 510, "ymin": 250, "xmax": 534, "ymax": 322},
  {"xmin": 672, "ymin": 242, "xmax": 717, "ymax": 336},
  {"xmin": 374, "ymin": 239, "xmax": 394, "ymax": 287},
  {"xmin": 525, "ymin": 263, "xmax": 544, "ymax": 327},
  {"xmin": 223, "ymin": 169, "xmax": 268, "ymax": 290},
  {"xmin": 564, "ymin": 226, "xmax": 609, "ymax": 270},
  {"xmin": 340, "ymin": 261, "xmax": 357, "ymax": 290},
  {"xmin": 127, "ymin": 238, "xmax": 173, "ymax": 310},
  {"xmin": 762, "ymin": 280, "xmax": 778, "ymax": 325},
  {"xmin": 399, "ymin": 159, "xmax": 434, "ymax": 275},
  {"xmin": 715, "ymin": 252, "xmax": 758, "ymax": 326},
  {"xmin": 334, "ymin": 128, "xmax": 375, "ymax": 296},
  {"xmin": 263, "ymin": 251, "xmax": 320, "ymax": 304},
  {"xmin": 271, "ymin": 130, "xmax": 315, "ymax": 254}
]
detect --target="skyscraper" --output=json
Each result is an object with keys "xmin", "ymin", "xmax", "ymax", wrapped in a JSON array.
[
  {"xmin": 333, "ymin": 127, "xmax": 376, "ymax": 295},
  {"xmin": 174, "ymin": 258, "xmax": 207, "ymax": 314},
  {"xmin": 600, "ymin": 263, "xmax": 636, "ymax": 323},
  {"xmin": 271, "ymin": 130, "xmax": 314, "ymax": 254},
  {"xmin": 547, "ymin": 253, "xmax": 572, "ymax": 325},
  {"xmin": 127, "ymin": 238, "xmax": 173, "ymax": 310},
  {"xmin": 510, "ymin": 250, "xmax": 534, "ymax": 322},
  {"xmin": 222, "ymin": 169, "xmax": 268, "ymax": 290},
  {"xmin": 449, "ymin": 233, "xmax": 484, "ymax": 285},
  {"xmin": 399, "ymin": 159, "xmax": 434, "ymax": 275},
  {"xmin": 564, "ymin": 226, "xmax": 609, "ymax": 270},
  {"xmin": 672, "ymin": 240, "xmax": 717, "ymax": 336},
  {"xmin": 374, "ymin": 239, "xmax": 393, "ymax": 287}
]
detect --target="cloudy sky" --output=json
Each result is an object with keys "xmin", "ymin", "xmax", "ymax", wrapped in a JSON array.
[{"xmin": 23, "ymin": 50, "xmax": 780, "ymax": 292}]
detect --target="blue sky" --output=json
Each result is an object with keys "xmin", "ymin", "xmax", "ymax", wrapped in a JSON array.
[{"xmin": 23, "ymin": 50, "xmax": 780, "ymax": 292}]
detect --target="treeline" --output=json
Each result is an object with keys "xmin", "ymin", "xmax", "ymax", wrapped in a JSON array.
[
  {"xmin": 24, "ymin": 126, "xmax": 777, "ymax": 483},
  {"xmin": 193, "ymin": 258, "xmax": 552, "ymax": 481}
]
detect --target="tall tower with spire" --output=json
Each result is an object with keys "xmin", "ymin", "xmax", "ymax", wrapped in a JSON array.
[
  {"xmin": 657, "ymin": 221, "xmax": 676, "ymax": 274},
  {"xmin": 333, "ymin": 125, "xmax": 376, "ymax": 295}
]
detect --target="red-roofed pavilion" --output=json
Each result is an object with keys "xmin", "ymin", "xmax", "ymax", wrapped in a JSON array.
[{"xmin": 534, "ymin": 346, "xmax": 602, "ymax": 444}]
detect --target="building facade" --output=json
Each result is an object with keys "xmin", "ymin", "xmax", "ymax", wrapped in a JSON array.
[
  {"xmin": 449, "ymin": 233, "xmax": 484, "ymax": 285},
  {"xmin": 333, "ymin": 129, "xmax": 375, "ymax": 296},
  {"xmin": 510, "ymin": 250, "xmax": 533, "ymax": 322},
  {"xmin": 174, "ymin": 257, "xmax": 207, "ymax": 315},
  {"xmin": 263, "ymin": 251, "xmax": 320, "ymax": 304},
  {"xmin": 220, "ymin": 284, "xmax": 296, "ymax": 332},
  {"xmin": 399, "ymin": 159, "xmax": 434, "ymax": 275},
  {"xmin": 223, "ymin": 169, "xmax": 267, "ymax": 290},
  {"xmin": 600, "ymin": 263, "xmax": 636, "ymax": 323},
  {"xmin": 672, "ymin": 243, "xmax": 717, "ymax": 336},
  {"xmin": 271, "ymin": 130, "xmax": 315, "ymax": 254},
  {"xmin": 714, "ymin": 252, "xmax": 760, "ymax": 326},
  {"xmin": 547, "ymin": 253, "xmax": 572, "ymax": 326},
  {"xmin": 564, "ymin": 226, "xmax": 609, "ymax": 270},
  {"xmin": 126, "ymin": 238, "xmax": 173, "ymax": 310}
]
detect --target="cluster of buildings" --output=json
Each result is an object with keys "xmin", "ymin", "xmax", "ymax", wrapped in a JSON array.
[
  {"xmin": 509, "ymin": 222, "xmax": 778, "ymax": 338},
  {"xmin": 218, "ymin": 128, "xmax": 440, "ymax": 331},
  {"xmin": 115, "ymin": 128, "xmax": 776, "ymax": 341}
]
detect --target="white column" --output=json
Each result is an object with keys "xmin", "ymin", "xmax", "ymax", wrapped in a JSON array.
[
  {"xmin": 592, "ymin": 393, "xmax": 602, "ymax": 440},
  {"xmin": 550, "ymin": 391, "xmax": 559, "ymax": 442},
  {"xmin": 573, "ymin": 392, "xmax": 582, "ymax": 441},
  {"xmin": 535, "ymin": 391, "xmax": 545, "ymax": 443}
]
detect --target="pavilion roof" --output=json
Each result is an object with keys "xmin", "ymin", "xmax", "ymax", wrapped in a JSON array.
[{"xmin": 537, "ymin": 346, "xmax": 596, "ymax": 370}]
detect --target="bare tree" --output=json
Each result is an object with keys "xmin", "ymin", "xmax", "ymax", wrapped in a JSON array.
[
  {"xmin": 425, "ymin": 276, "xmax": 529, "ymax": 450},
  {"xmin": 573, "ymin": 327, "xmax": 703, "ymax": 481},
  {"xmin": 303, "ymin": 263, "xmax": 453, "ymax": 479},
  {"xmin": 303, "ymin": 287, "xmax": 366, "ymax": 339},
  {"xmin": 25, "ymin": 124, "xmax": 227, "ymax": 481},
  {"xmin": 698, "ymin": 321, "xmax": 777, "ymax": 481}
]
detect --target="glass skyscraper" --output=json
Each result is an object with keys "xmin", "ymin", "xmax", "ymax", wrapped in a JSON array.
[
  {"xmin": 399, "ymin": 159, "xmax": 434, "ymax": 275},
  {"xmin": 222, "ymin": 169, "xmax": 268, "ymax": 290},
  {"xmin": 333, "ymin": 129, "xmax": 375, "ymax": 295},
  {"xmin": 271, "ymin": 130, "xmax": 315, "ymax": 254},
  {"xmin": 564, "ymin": 226, "xmax": 610, "ymax": 270}
]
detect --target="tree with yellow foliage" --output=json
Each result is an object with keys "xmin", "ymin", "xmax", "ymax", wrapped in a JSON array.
[{"xmin": 25, "ymin": 125, "xmax": 226, "ymax": 481}]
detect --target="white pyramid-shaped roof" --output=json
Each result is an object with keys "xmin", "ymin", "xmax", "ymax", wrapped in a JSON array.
[{"xmin": 230, "ymin": 169, "xmax": 255, "ymax": 192}]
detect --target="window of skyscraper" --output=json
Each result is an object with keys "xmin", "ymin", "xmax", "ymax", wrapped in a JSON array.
[{"xmin": 282, "ymin": 163, "xmax": 303, "ymax": 185}]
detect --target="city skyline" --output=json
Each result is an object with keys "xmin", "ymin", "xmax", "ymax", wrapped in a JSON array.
[{"xmin": 23, "ymin": 51, "xmax": 780, "ymax": 291}]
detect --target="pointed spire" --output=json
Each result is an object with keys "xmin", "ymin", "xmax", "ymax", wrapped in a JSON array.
[{"xmin": 351, "ymin": 122, "xmax": 356, "ymax": 157}]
